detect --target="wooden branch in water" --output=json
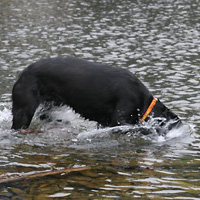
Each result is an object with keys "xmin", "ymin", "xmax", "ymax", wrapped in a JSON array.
[{"xmin": 0, "ymin": 166, "xmax": 91, "ymax": 184}]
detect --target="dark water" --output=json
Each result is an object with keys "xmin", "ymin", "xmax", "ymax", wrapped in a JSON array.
[{"xmin": 0, "ymin": 0, "xmax": 200, "ymax": 199}]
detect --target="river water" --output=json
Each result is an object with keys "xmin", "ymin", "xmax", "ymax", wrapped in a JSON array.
[{"xmin": 0, "ymin": 0, "xmax": 200, "ymax": 199}]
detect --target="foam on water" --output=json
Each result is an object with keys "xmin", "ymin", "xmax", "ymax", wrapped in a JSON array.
[
  {"xmin": 0, "ymin": 104, "xmax": 194, "ymax": 150},
  {"xmin": 0, "ymin": 103, "xmax": 12, "ymax": 130},
  {"xmin": 77, "ymin": 119, "xmax": 192, "ymax": 143},
  {"xmin": 34, "ymin": 106, "xmax": 194, "ymax": 147}
]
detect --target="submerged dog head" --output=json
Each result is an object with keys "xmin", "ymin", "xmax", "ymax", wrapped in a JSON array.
[{"xmin": 145, "ymin": 99, "xmax": 183, "ymax": 134}]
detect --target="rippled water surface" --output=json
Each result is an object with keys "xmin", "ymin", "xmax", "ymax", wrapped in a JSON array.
[{"xmin": 0, "ymin": 0, "xmax": 200, "ymax": 199}]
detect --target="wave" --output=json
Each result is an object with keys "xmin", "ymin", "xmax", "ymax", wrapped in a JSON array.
[{"xmin": 0, "ymin": 104, "xmax": 193, "ymax": 150}]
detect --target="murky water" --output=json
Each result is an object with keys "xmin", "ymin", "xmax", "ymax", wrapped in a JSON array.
[{"xmin": 0, "ymin": 0, "xmax": 200, "ymax": 199}]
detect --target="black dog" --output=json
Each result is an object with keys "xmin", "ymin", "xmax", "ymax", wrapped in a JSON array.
[{"xmin": 11, "ymin": 57, "xmax": 182, "ymax": 131}]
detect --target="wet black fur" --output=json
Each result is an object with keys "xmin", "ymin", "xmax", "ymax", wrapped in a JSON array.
[{"xmin": 11, "ymin": 57, "xmax": 182, "ymax": 130}]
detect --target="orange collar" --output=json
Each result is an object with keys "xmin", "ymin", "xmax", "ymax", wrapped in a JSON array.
[{"xmin": 141, "ymin": 97, "xmax": 158, "ymax": 121}]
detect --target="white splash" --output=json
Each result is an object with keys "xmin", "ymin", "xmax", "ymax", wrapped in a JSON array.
[
  {"xmin": 0, "ymin": 104, "xmax": 194, "ymax": 149},
  {"xmin": 0, "ymin": 104, "xmax": 12, "ymax": 130}
]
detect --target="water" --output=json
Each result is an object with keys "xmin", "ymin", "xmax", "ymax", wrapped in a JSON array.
[{"xmin": 0, "ymin": 0, "xmax": 200, "ymax": 199}]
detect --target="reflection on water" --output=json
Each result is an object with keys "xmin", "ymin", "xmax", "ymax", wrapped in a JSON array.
[{"xmin": 0, "ymin": 0, "xmax": 200, "ymax": 199}]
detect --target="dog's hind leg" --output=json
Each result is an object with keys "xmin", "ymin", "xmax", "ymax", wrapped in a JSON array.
[{"xmin": 11, "ymin": 81, "xmax": 40, "ymax": 130}]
